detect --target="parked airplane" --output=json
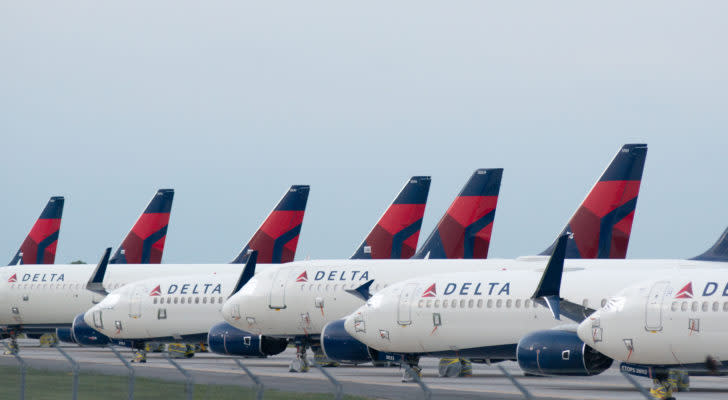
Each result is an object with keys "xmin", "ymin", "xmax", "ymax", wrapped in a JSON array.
[
  {"xmin": 0, "ymin": 186, "xmax": 306, "ymax": 350},
  {"xmin": 339, "ymin": 230, "xmax": 728, "ymax": 381},
  {"xmin": 77, "ymin": 176, "xmax": 435, "ymax": 360},
  {"xmin": 221, "ymin": 144, "xmax": 646, "ymax": 372},
  {"xmin": 576, "ymin": 233, "xmax": 728, "ymax": 398},
  {"xmin": 8, "ymin": 196, "xmax": 65, "ymax": 265}
]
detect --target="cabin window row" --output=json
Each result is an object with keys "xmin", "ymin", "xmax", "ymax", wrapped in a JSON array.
[
  {"xmin": 417, "ymin": 298, "xmax": 607, "ymax": 310},
  {"xmin": 152, "ymin": 296, "xmax": 225, "ymax": 305},
  {"xmin": 300, "ymin": 283, "xmax": 388, "ymax": 292},
  {"xmin": 10, "ymin": 282, "xmax": 127, "ymax": 290},
  {"xmin": 671, "ymin": 300, "xmax": 728, "ymax": 313}
]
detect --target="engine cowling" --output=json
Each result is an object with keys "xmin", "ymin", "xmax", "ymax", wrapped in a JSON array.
[
  {"xmin": 207, "ymin": 322, "xmax": 287, "ymax": 357},
  {"xmin": 71, "ymin": 313, "xmax": 110, "ymax": 346},
  {"xmin": 517, "ymin": 330, "xmax": 612, "ymax": 376},
  {"xmin": 320, "ymin": 319, "xmax": 373, "ymax": 363},
  {"xmin": 56, "ymin": 328, "xmax": 76, "ymax": 344}
]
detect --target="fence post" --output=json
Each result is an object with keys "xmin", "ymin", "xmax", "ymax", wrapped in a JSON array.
[
  {"xmin": 400, "ymin": 364, "xmax": 432, "ymax": 400},
  {"xmin": 308, "ymin": 357, "xmax": 343, "ymax": 400},
  {"xmin": 233, "ymin": 359, "xmax": 264, "ymax": 400},
  {"xmin": 53, "ymin": 344, "xmax": 80, "ymax": 400},
  {"xmin": 496, "ymin": 365, "xmax": 533, "ymax": 400},
  {"xmin": 2, "ymin": 341, "xmax": 26, "ymax": 400},
  {"xmin": 108, "ymin": 345, "xmax": 135, "ymax": 400},
  {"xmin": 620, "ymin": 371, "xmax": 656, "ymax": 399},
  {"xmin": 164, "ymin": 353, "xmax": 193, "ymax": 400}
]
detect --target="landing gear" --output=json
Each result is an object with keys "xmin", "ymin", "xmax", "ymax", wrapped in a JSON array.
[
  {"xmin": 438, "ymin": 358, "xmax": 472, "ymax": 377},
  {"xmin": 669, "ymin": 369, "xmax": 690, "ymax": 392},
  {"xmin": 289, "ymin": 343, "xmax": 310, "ymax": 372},
  {"xmin": 131, "ymin": 348, "xmax": 147, "ymax": 363},
  {"xmin": 650, "ymin": 371, "xmax": 679, "ymax": 400},
  {"xmin": 4, "ymin": 335, "xmax": 18, "ymax": 355},
  {"xmin": 168, "ymin": 343, "xmax": 195, "ymax": 358}
]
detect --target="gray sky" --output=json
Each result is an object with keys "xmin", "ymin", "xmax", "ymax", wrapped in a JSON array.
[{"xmin": 2, "ymin": 1, "xmax": 727, "ymax": 264}]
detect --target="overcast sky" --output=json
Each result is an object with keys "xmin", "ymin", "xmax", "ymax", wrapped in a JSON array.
[{"xmin": 2, "ymin": 1, "xmax": 727, "ymax": 264}]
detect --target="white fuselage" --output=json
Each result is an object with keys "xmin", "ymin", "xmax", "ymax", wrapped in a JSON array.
[
  {"xmin": 577, "ymin": 270, "xmax": 728, "ymax": 366},
  {"xmin": 0, "ymin": 263, "xmax": 253, "ymax": 328},
  {"xmin": 222, "ymin": 258, "xmax": 719, "ymax": 343},
  {"xmin": 84, "ymin": 273, "xmax": 244, "ymax": 340}
]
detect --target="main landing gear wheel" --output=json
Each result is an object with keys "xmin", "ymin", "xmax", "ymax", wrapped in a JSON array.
[
  {"xmin": 4, "ymin": 336, "xmax": 18, "ymax": 355},
  {"xmin": 289, "ymin": 345, "xmax": 310, "ymax": 372},
  {"xmin": 131, "ymin": 349, "xmax": 147, "ymax": 363},
  {"xmin": 438, "ymin": 358, "xmax": 473, "ymax": 377}
]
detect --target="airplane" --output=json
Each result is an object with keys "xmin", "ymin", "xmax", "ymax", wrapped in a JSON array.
[
  {"xmin": 338, "ymin": 229, "xmax": 728, "ymax": 382},
  {"xmin": 0, "ymin": 186, "xmax": 306, "ymax": 351},
  {"xmin": 8, "ymin": 196, "xmax": 65, "ymax": 265},
  {"xmin": 77, "ymin": 176, "xmax": 434, "ymax": 360},
  {"xmin": 220, "ymin": 144, "xmax": 646, "ymax": 373},
  {"xmin": 576, "ymin": 231, "xmax": 728, "ymax": 398}
]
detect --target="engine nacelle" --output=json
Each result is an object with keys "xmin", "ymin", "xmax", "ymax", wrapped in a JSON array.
[
  {"xmin": 320, "ymin": 319, "xmax": 373, "ymax": 363},
  {"xmin": 56, "ymin": 328, "xmax": 76, "ymax": 344},
  {"xmin": 207, "ymin": 322, "xmax": 287, "ymax": 357},
  {"xmin": 71, "ymin": 313, "xmax": 110, "ymax": 346},
  {"xmin": 517, "ymin": 330, "xmax": 612, "ymax": 376}
]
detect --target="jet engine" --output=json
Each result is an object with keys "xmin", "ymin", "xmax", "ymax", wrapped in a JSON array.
[
  {"xmin": 56, "ymin": 327, "xmax": 76, "ymax": 344},
  {"xmin": 207, "ymin": 322, "xmax": 287, "ymax": 357},
  {"xmin": 320, "ymin": 319, "xmax": 375, "ymax": 363},
  {"xmin": 516, "ymin": 330, "xmax": 612, "ymax": 376},
  {"xmin": 71, "ymin": 313, "xmax": 111, "ymax": 346}
]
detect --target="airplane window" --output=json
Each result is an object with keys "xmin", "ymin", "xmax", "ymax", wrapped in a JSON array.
[
  {"xmin": 167, "ymin": 298, "xmax": 171, "ymax": 304},
  {"xmin": 418, "ymin": 300, "xmax": 424, "ymax": 308},
  {"xmin": 188, "ymin": 297, "xmax": 193, "ymax": 304},
  {"xmin": 210, "ymin": 297, "xmax": 216, "ymax": 304},
  {"xmin": 724, "ymin": 302, "xmax": 728, "ymax": 312},
  {"xmin": 515, "ymin": 299, "xmax": 522, "ymax": 308},
  {"xmin": 174, "ymin": 298, "xmax": 178, "ymax": 304},
  {"xmin": 459, "ymin": 299, "xmax": 465, "ymax": 308},
  {"xmin": 496, "ymin": 299, "xmax": 503, "ymax": 308},
  {"xmin": 434, "ymin": 300, "xmax": 440, "ymax": 308},
  {"xmin": 712, "ymin": 301, "xmax": 719, "ymax": 312},
  {"xmin": 487, "ymin": 299, "xmax": 493, "ymax": 308},
  {"xmin": 153, "ymin": 298, "xmax": 158, "ymax": 305},
  {"xmin": 600, "ymin": 299, "xmax": 607, "ymax": 307},
  {"xmin": 203, "ymin": 297, "xmax": 207, "ymax": 304},
  {"xmin": 681, "ymin": 302, "xmax": 688, "ymax": 311},
  {"xmin": 442, "ymin": 300, "xmax": 448, "ymax": 309},
  {"xmin": 219, "ymin": 297, "xmax": 224, "ymax": 303},
  {"xmin": 30, "ymin": 284, "xmax": 34, "ymax": 289},
  {"xmin": 506, "ymin": 299, "xmax": 512, "ymax": 308},
  {"xmin": 702, "ymin": 302, "xmax": 709, "ymax": 312},
  {"xmin": 477, "ymin": 299, "xmax": 483, "ymax": 308},
  {"xmin": 691, "ymin": 302, "xmax": 698, "ymax": 312},
  {"xmin": 325, "ymin": 285, "xmax": 330, "ymax": 292},
  {"xmin": 670, "ymin": 302, "xmax": 678, "ymax": 311},
  {"xmin": 426, "ymin": 300, "xmax": 432, "ymax": 308},
  {"xmin": 195, "ymin": 297, "xmax": 200, "ymax": 304},
  {"xmin": 317, "ymin": 284, "xmax": 322, "ymax": 292},
  {"xmin": 451, "ymin": 300, "xmax": 457, "ymax": 308},
  {"xmin": 181, "ymin": 297, "xmax": 185, "ymax": 304},
  {"xmin": 333, "ymin": 284, "xmax": 338, "ymax": 291},
  {"xmin": 468, "ymin": 299, "xmax": 474, "ymax": 308},
  {"xmin": 301, "ymin": 286, "xmax": 305, "ymax": 291}
]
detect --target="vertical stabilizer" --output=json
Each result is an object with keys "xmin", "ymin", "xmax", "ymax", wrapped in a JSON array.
[
  {"xmin": 109, "ymin": 189, "xmax": 174, "ymax": 264},
  {"xmin": 8, "ymin": 196, "xmax": 65, "ymax": 265}
]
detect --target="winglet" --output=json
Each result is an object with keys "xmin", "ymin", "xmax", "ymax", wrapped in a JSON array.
[
  {"xmin": 345, "ymin": 279, "xmax": 375, "ymax": 301},
  {"xmin": 230, "ymin": 250, "xmax": 258, "ymax": 298},
  {"xmin": 532, "ymin": 234, "xmax": 568, "ymax": 320},
  {"xmin": 86, "ymin": 248, "xmax": 112, "ymax": 296}
]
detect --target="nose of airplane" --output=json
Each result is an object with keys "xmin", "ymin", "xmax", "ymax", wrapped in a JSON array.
[
  {"xmin": 576, "ymin": 313, "xmax": 597, "ymax": 346},
  {"xmin": 82, "ymin": 306, "xmax": 97, "ymax": 328}
]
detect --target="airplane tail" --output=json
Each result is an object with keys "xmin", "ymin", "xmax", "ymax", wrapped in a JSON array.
[
  {"xmin": 350, "ymin": 176, "xmax": 431, "ymax": 259},
  {"xmin": 109, "ymin": 189, "xmax": 174, "ymax": 264},
  {"xmin": 691, "ymin": 227, "xmax": 728, "ymax": 262},
  {"xmin": 8, "ymin": 196, "xmax": 65, "ymax": 265},
  {"xmin": 412, "ymin": 168, "xmax": 503, "ymax": 259},
  {"xmin": 540, "ymin": 143, "xmax": 647, "ymax": 259},
  {"xmin": 231, "ymin": 185, "xmax": 310, "ymax": 264}
]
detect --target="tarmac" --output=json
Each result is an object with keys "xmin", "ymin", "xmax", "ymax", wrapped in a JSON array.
[{"xmin": 2, "ymin": 340, "xmax": 728, "ymax": 399}]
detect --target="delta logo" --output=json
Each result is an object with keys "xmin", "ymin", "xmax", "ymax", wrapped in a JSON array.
[
  {"xmin": 296, "ymin": 271, "xmax": 308, "ymax": 283},
  {"xmin": 422, "ymin": 284, "xmax": 436, "ymax": 298},
  {"xmin": 675, "ymin": 282, "xmax": 693, "ymax": 299},
  {"xmin": 7, "ymin": 274, "xmax": 17, "ymax": 283},
  {"xmin": 149, "ymin": 285, "xmax": 162, "ymax": 296}
]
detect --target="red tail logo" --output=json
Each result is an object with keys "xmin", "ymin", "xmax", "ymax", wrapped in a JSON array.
[
  {"xmin": 150, "ymin": 285, "xmax": 162, "ymax": 296},
  {"xmin": 422, "ymin": 283, "xmax": 436, "ymax": 297},
  {"xmin": 8, "ymin": 274, "xmax": 17, "ymax": 283},
  {"xmin": 675, "ymin": 282, "xmax": 693, "ymax": 299},
  {"xmin": 296, "ymin": 271, "xmax": 308, "ymax": 283}
]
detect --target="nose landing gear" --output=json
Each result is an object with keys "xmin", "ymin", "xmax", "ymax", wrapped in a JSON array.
[
  {"xmin": 438, "ymin": 358, "xmax": 473, "ymax": 377},
  {"xmin": 289, "ymin": 342, "xmax": 310, "ymax": 372}
]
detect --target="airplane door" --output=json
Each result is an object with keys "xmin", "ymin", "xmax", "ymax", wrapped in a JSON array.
[
  {"xmin": 397, "ymin": 283, "xmax": 418, "ymax": 325},
  {"xmin": 645, "ymin": 281, "xmax": 669, "ymax": 331},
  {"xmin": 268, "ymin": 270, "xmax": 288, "ymax": 309},
  {"xmin": 129, "ymin": 287, "xmax": 143, "ymax": 318}
]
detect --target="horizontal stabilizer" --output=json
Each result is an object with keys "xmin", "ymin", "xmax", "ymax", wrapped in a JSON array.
[
  {"xmin": 691, "ymin": 227, "xmax": 728, "ymax": 262},
  {"xmin": 230, "ymin": 250, "xmax": 258, "ymax": 298},
  {"xmin": 86, "ymin": 248, "xmax": 112, "ymax": 296},
  {"xmin": 345, "ymin": 279, "xmax": 375, "ymax": 301}
]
